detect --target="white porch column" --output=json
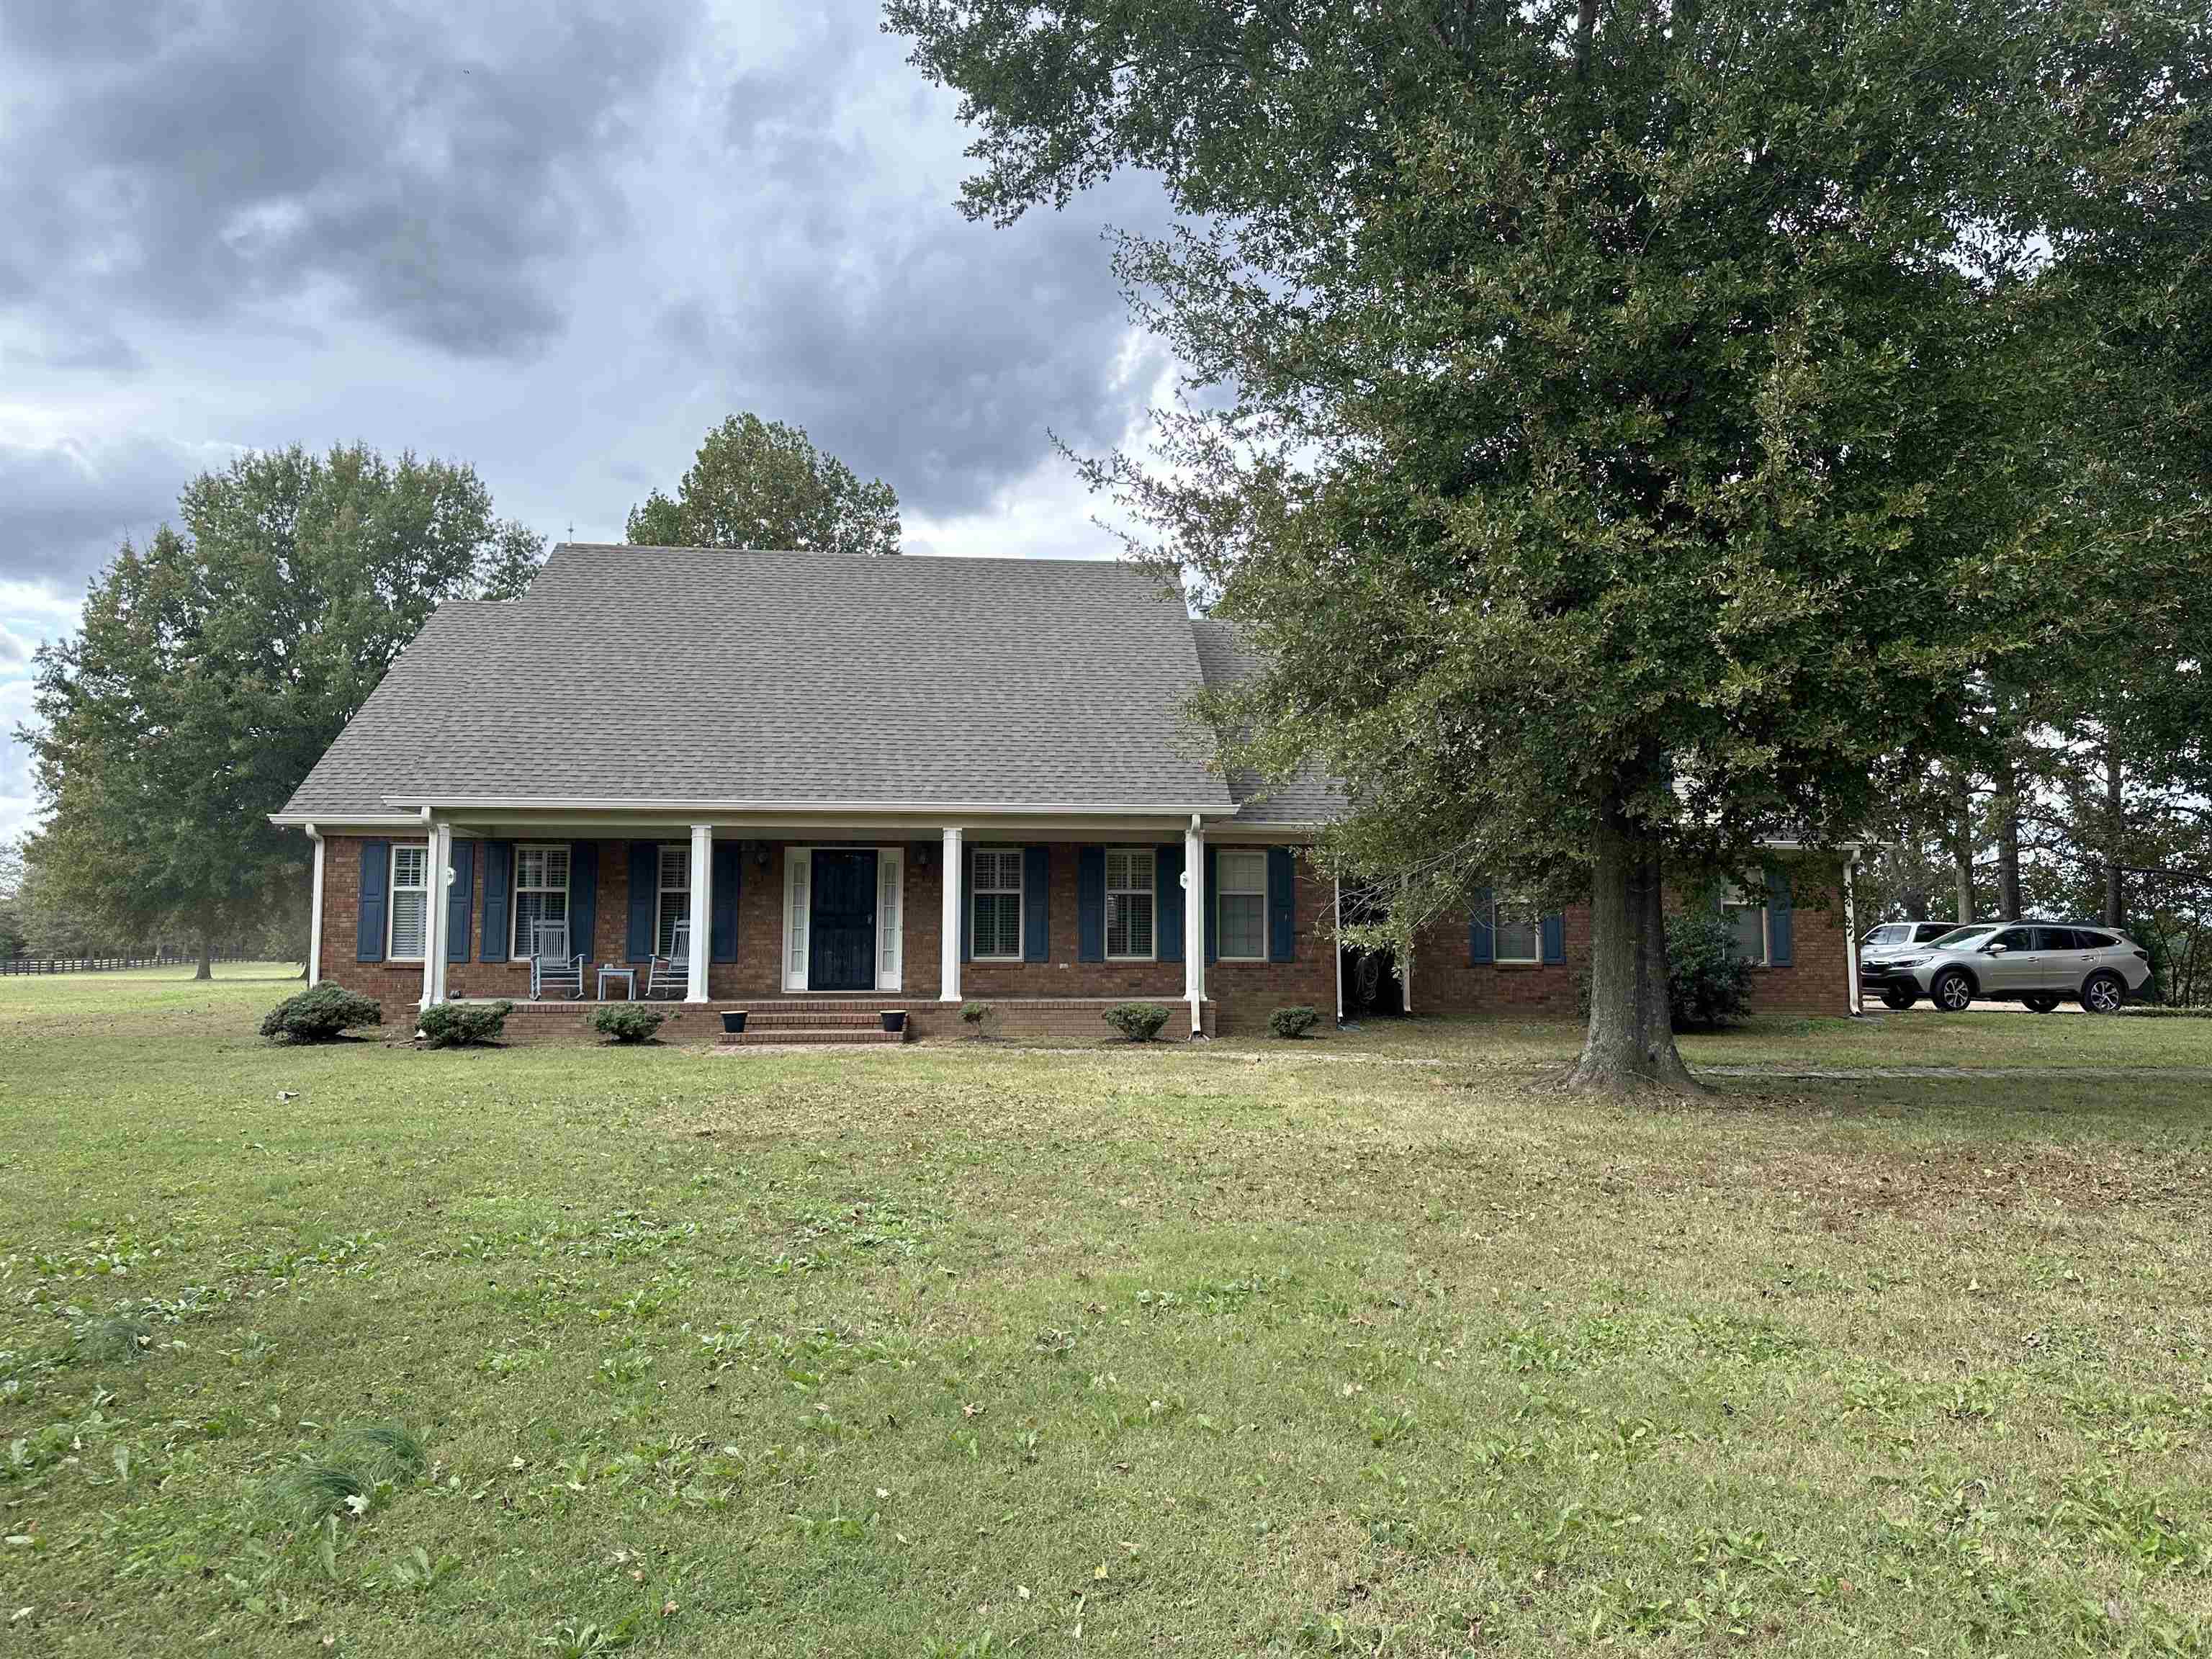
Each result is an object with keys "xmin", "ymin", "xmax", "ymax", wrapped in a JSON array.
[
  {"xmin": 423, "ymin": 819, "xmax": 451, "ymax": 1007},
  {"xmin": 1184, "ymin": 815, "xmax": 1205, "ymax": 1035},
  {"xmin": 305, "ymin": 824, "xmax": 324, "ymax": 987},
  {"xmin": 1332, "ymin": 876, "xmax": 1343, "ymax": 1025},
  {"xmin": 687, "ymin": 824, "xmax": 712, "ymax": 1002},
  {"xmin": 939, "ymin": 827, "xmax": 963, "ymax": 1000}
]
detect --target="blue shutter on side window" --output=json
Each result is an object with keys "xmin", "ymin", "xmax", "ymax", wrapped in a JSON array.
[
  {"xmin": 1023, "ymin": 845, "xmax": 1049, "ymax": 962},
  {"xmin": 1766, "ymin": 864, "xmax": 1794, "ymax": 966},
  {"xmin": 711, "ymin": 842, "xmax": 741, "ymax": 963},
  {"xmin": 961, "ymin": 848, "xmax": 976, "ymax": 963},
  {"xmin": 445, "ymin": 842, "xmax": 474, "ymax": 963},
  {"xmin": 1267, "ymin": 847, "xmax": 1295, "ymax": 962},
  {"xmin": 357, "ymin": 839, "xmax": 390, "ymax": 962},
  {"xmin": 1203, "ymin": 846, "xmax": 1219, "ymax": 964},
  {"xmin": 1076, "ymin": 846, "xmax": 1105, "ymax": 962},
  {"xmin": 1541, "ymin": 910, "xmax": 1565, "ymax": 964},
  {"xmin": 1467, "ymin": 887, "xmax": 1493, "ymax": 964},
  {"xmin": 1156, "ymin": 844, "xmax": 1184, "ymax": 962},
  {"xmin": 479, "ymin": 842, "xmax": 513, "ymax": 962}
]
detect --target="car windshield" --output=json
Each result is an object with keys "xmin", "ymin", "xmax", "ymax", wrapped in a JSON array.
[{"xmin": 1928, "ymin": 927, "xmax": 1996, "ymax": 948}]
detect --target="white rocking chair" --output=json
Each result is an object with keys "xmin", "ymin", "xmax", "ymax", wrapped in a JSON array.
[
  {"xmin": 644, "ymin": 922, "xmax": 691, "ymax": 1000},
  {"xmin": 528, "ymin": 921, "xmax": 585, "ymax": 1001}
]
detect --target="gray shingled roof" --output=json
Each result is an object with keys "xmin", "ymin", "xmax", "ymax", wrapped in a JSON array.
[
  {"xmin": 1189, "ymin": 618, "xmax": 1348, "ymax": 827},
  {"xmin": 280, "ymin": 545, "xmax": 1238, "ymax": 818}
]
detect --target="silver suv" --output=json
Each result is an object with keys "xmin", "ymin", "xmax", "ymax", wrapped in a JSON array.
[{"xmin": 1859, "ymin": 923, "xmax": 2152, "ymax": 1014}]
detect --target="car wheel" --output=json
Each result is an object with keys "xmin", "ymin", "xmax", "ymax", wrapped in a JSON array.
[
  {"xmin": 2023, "ymin": 993, "xmax": 2060, "ymax": 1014},
  {"xmin": 1881, "ymin": 986, "xmax": 1917, "ymax": 1010},
  {"xmin": 2080, "ymin": 972, "xmax": 2125, "ymax": 1014},
  {"xmin": 1931, "ymin": 968, "xmax": 1975, "ymax": 1012}
]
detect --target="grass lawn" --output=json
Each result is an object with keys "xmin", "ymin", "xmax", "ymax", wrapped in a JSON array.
[{"xmin": 1, "ymin": 971, "xmax": 2208, "ymax": 1655}]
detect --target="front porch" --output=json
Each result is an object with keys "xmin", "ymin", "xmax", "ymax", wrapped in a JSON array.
[{"xmin": 468, "ymin": 994, "xmax": 1219, "ymax": 1046}]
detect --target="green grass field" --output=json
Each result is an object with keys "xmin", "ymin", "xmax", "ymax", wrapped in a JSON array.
[{"xmin": 1, "ymin": 970, "xmax": 2208, "ymax": 1655}]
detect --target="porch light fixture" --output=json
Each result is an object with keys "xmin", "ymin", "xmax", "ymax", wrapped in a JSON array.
[{"xmin": 752, "ymin": 840, "xmax": 769, "ymax": 867}]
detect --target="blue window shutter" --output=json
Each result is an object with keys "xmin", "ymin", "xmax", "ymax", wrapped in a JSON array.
[
  {"xmin": 445, "ymin": 842, "xmax": 474, "ymax": 963},
  {"xmin": 1267, "ymin": 847, "xmax": 1295, "ymax": 963},
  {"xmin": 1156, "ymin": 844, "xmax": 1184, "ymax": 963},
  {"xmin": 1467, "ymin": 887, "xmax": 1493, "ymax": 965},
  {"xmin": 356, "ymin": 839, "xmax": 390, "ymax": 962},
  {"xmin": 1766, "ymin": 864, "xmax": 1794, "ymax": 966},
  {"xmin": 625, "ymin": 841, "xmax": 655, "ymax": 961},
  {"xmin": 711, "ymin": 841, "xmax": 741, "ymax": 963},
  {"xmin": 479, "ymin": 841, "xmax": 513, "ymax": 962},
  {"xmin": 1541, "ymin": 910, "xmax": 1566, "ymax": 964},
  {"xmin": 961, "ymin": 848, "xmax": 976, "ymax": 963},
  {"xmin": 1203, "ymin": 845, "xmax": 1219, "ymax": 964},
  {"xmin": 1076, "ymin": 846, "xmax": 1105, "ymax": 962},
  {"xmin": 1022, "ymin": 845, "xmax": 1049, "ymax": 962},
  {"xmin": 569, "ymin": 842, "xmax": 598, "ymax": 963}
]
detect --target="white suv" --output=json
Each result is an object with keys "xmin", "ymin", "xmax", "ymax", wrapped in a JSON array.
[{"xmin": 1861, "ymin": 923, "xmax": 2153, "ymax": 1014}]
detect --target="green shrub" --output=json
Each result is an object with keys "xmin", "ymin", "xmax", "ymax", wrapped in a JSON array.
[
  {"xmin": 259, "ymin": 984, "xmax": 382, "ymax": 1043},
  {"xmin": 1103, "ymin": 1002, "xmax": 1172, "ymax": 1043},
  {"xmin": 960, "ymin": 1001, "xmax": 995, "ymax": 1039},
  {"xmin": 592, "ymin": 1004, "xmax": 665, "ymax": 1044},
  {"xmin": 416, "ymin": 1000, "xmax": 511, "ymax": 1047},
  {"xmin": 1664, "ymin": 911, "xmax": 1755, "ymax": 1030},
  {"xmin": 1268, "ymin": 1005, "xmax": 1321, "ymax": 1039}
]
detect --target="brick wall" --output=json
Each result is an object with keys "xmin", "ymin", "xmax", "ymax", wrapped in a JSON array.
[
  {"xmin": 318, "ymin": 834, "xmax": 1334, "ymax": 1032},
  {"xmin": 1411, "ymin": 857, "xmax": 1855, "ymax": 1020}
]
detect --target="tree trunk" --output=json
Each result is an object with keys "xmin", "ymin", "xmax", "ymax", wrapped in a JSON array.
[
  {"xmin": 1567, "ymin": 791, "xmax": 1701, "ymax": 1096},
  {"xmin": 1994, "ymin": 747, "xmax": 2022, "ymax": 920},
  {"xmin": 2103, "ymin": 738, "xmax": 2126, "ymax": 928},
  {"xmin": 194, "ymin": 936, "xmax": 213, "ymax": 981},
  {"xmin": 1951, "ymin": 768, "xmax": 1977, "ymax": 925}
]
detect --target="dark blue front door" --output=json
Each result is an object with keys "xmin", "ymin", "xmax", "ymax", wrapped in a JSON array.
[{"xmin": 809, "ymin": 850, "xmax": 878, "ymax": 991}]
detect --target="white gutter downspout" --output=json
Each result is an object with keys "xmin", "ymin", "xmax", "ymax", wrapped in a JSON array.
[
  {"xmin": 1332, "ymin": 876, "xmax": 1344, "ymax": 1025},
  {"xmin": 305, "ymin": 824, "xmax": 324, "ymax": 987},
  {"xmin": 1842, "ymin": 843, "xmax": 1864, "ymax": 1017}
]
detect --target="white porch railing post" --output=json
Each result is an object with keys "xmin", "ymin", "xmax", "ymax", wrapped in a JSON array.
[
  {"xmin": 939, "ymin": 827, "xmax": 963, "ymax": 1001},
  {"xmin": 687, "ymin": 824, "xmax": 712, "ymax": 1002},
  {"xmin": 1184, "ymin": 815, "xmax": 1205, "ymax": 1035}
]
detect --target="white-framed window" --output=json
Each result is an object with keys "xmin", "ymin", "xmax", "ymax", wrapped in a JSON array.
[
  {"xmin": 512, "ymin": 844, "xmax": 571, "ymax": 959},
  {"xmin": 1105, "ymin": 848, "xmax": 1156, "ymax": 960},
  {"xmin": 1216, "ymin": 850, "xmax": 1267, "ymax": 961},
  {"xmin": 388, "ymin": 842, "xmax": 430, "ymax": 962},
  {"xmin": 1722, "ymin": 883, "xmax": 1769, "ymax": 965},
  {"xmin": 657, "ymin": 843, "xmax": 691, "ymax": 956},
  {"xmin": 1492, "ymin": 893, "xmax": 1539, "ymax": 964},
  {"xmin": 971, "ymin": 847, "xmax": 1024, "ymax": 961}
]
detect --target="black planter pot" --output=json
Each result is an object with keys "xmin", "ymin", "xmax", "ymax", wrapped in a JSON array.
[
  {"xmin": 879, "ymin": 1010, "xmax": 907, "ymax": 1035},
  {"xmin": 721, "ymin": 1010, "xmax": 747, "ymax": 1035}
]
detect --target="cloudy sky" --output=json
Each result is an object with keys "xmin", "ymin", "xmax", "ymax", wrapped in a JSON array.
[{"xmin": 0, "ymin": 0, "xmax": 1177, "ymax": 840}]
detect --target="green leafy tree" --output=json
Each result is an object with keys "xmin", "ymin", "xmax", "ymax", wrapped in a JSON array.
[
  {"xmin": 890, "ymin": 0, "xmax": 2208, "ymax": 1092},
  {"xmin": 19, "ymin": 445, "xmax": 544, "ymax": 976},
  {"xmin": 0, "ymin": 838, "xmax": 24, "ymax": 960},
  {"xmin": 626, "ymin": 413, "xmax": 902, "ymax": 555}
]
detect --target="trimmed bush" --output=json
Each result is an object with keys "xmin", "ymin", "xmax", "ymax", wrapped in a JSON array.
[
  {"xmin": 259, "ymin": 984, "xmax": 382, "ymax": 1043},
  {"xmin": 1103, "ymin": 1002, "xmax": 1172, "ymax": 1043},
  {"xmin": 417, "ymin": 1000, "xmax": 512, "ymax": 1048},
  {"xmin": 592, "ymin": 1004, "xmax": 666, "ymax": 1044},
  {"xmin": 1268, "ymin": 1005, "xmax": 1321, "ymax": 1040},
  {"xmin": 1663, "ymin": 912, "xmax": 1755, "ymax": 1031},
  {"xmin": 960, "ymin": 1001, "xmax": 995, "ymax": 1040}
]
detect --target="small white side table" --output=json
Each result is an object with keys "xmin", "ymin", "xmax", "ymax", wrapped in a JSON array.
[{"xmin": 595, "ymin": 966, "xmax": 637, "ymax": 1000}]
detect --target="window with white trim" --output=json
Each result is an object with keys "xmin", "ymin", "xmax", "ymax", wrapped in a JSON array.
[
  {"xmin": 1722, "ymin": 883, "xmax": 1768, "ymax": 965},
  {"xmin": 512, "ymin": 844, "xmax": 571, "ymax": 958},
  {"xmin": 971, "ymin": 848, "xmax": 1023, "ymax": 961},
  {"xmin": 1492, "ymin": 893, "xmax": 1539, "ymax": 964},
  {"xmin": 388, "ymin": 842, "xmax": 430, "ymax": 962},
  {"xmin": 1105, "ymin": 848, "xmax": 1155, "ymax": 960},
  {"xmin": 657, "ymin": 844, "xmax": 691, "ymax": 956},
  {"xmin": 1216, "ymin": 850, "xmax": 1267, "ymax": 961}
]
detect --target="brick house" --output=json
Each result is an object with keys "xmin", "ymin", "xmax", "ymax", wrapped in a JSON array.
[{"xmin": 274, "ymin": 544, "xmax": 1861, "ymax": 1040}]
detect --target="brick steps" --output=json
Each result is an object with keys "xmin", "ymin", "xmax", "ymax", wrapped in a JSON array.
[{"xmin": 717, "ymin": 1026, "xmax": 905, "ymax": 1048}]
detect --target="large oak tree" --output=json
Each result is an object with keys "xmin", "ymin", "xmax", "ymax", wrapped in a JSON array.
[
  {"xmin": 626, "ymin": 413, "xmax": 903, "ymax": 555},
  {"xmin": 889, "ymin": 0, "xmax": 2209, "ymax": 1089}
]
